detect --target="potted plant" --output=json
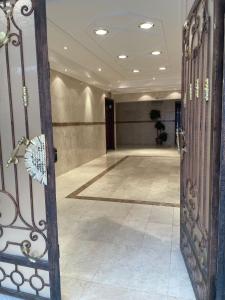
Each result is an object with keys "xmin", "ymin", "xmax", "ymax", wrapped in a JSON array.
[
  {"xmin": 150, "ymin": 109, "xmax": 168, "ymax": 145},
  {"xmin": 150, "ymin": 109, "xmax": 161, "ymax": 121},
  {"xmin": 157, "ymin": 132, "xmax": 168, "ymax": 145}
]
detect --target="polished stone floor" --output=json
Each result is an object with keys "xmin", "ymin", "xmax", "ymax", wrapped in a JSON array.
[
  {"xmin": 0, "ymin": 148, "xmax": 195, "ymax": 300},
  {"xmin": 56, "ymin": 148, "xmax": 196, "ymax": 300},
  {"xmin": 77, "ymin": 156, "xmax": 180, "ymax": 206}
]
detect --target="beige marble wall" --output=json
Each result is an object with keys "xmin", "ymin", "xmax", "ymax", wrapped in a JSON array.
[
  {"xmin": 113, "ymin": 90, "xmax": 181, "ymax": 103},
  {"xmin": 51, "ymin": 70, "xmax": 106, "ymax": 176},
  {"xmin": 116, "ymin": 100, "xmax": 178, "ymax": 147}
]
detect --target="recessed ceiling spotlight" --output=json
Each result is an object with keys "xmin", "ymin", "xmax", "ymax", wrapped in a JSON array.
[
  {"xmin": 65, "ymin": 68, "xmax": 68, "ymax": 72},
  {"xmin": 98, "ymin": 68, "xmax": 102, "ymax": 72},
  {"xmin": 133, "ymin": 69, "xmax": 140, "ymax": 73},
  {"xmin": 159, "ymin": 67, "xmax": 166, "ymax": 71},
  {"xmin": 95, "ymin": 29, "xmax": 109, "ymax": 36},
  {"xmin": 118, "ymin": 54, "xmax": 128, "ymax": 59},
  {"xmin": 139, "ymin": 22, "xmax": 154, "ymax": 30},
  {"xmin": 153, "ymin": 77, "xmax": 156, "ymax": 80},
  {"xmin": 64, "ymin": 46, "xmax": 68, "ymax": 50},
  {"xmin": 152, "ymin": 51, "xmax": 161, "ymax": 56}
]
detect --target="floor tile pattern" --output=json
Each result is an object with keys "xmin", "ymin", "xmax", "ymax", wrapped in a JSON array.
[
  {"xmin": 57, "ymin": 149, "xmax": 195, "ymax": 300},
  {"xmin": 0, "ymin": 148, "xmax": 195, "ymax": 300},
  {"xmin": 69, "ymin": 155, "xmax": 180, "ymax": 206}
]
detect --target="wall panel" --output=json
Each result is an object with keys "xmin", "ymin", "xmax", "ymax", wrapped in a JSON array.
[{"xmin": 50, "ymin": 70, "xmax": 106, "ymax": 176}]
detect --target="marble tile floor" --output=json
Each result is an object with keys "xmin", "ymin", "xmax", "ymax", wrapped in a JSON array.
[
  {"xmin": 77, "ymin": 156, "xmax": 180, "ymax": 205},
  {"xmin": 59, "ymin": 201, "xmax": 195, "ymax": 300},
  {"xmin": 56, "ymin": 147, "xmax": 179, "ymax": 200},
  {"xmin": 0, "ymin": 148, "xmax": 195, "ymax": 300},
  {"xmin": 57, "ymin": 149, "xmax": 195, "ymax": 300},
  {"xmin": 0, "ymin": 296, "xmax": 18, "ymax": 300}
]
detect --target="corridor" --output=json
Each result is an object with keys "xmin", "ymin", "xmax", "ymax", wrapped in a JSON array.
[
  {"xmin": 57, "ymin": 149, "xmax": 195, "ymax": 300},
  {"xmin": 2, "ymin": 0, "xmax": 223, "ymax": 298}
]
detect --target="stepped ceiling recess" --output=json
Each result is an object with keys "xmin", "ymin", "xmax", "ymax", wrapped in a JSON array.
[{"xmin": 47, "ymin": 0, "xmax": 189, "ymax": 93}]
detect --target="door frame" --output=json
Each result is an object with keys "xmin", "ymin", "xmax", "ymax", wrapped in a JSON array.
[
  {"xmin": 0, "ymin": 1, "xmax": 61, "ymax": 299},
  {"xmin": 215, "ymin": 3, "xmax": 225, "ymax": 299},
  {"xmin": 175, "ymin": 101, "xmax": 181, "ymax": 145},
  {"xmin": 105, "ymin": 98, "xmax": 115, "ymax": 151},
  {"xmin": 34, "ymin": 1, "xmax": 61, "ymax": 299},
  {"xmin": 208, "ymin": 0, "xmax": 225, "ymax": 298}
]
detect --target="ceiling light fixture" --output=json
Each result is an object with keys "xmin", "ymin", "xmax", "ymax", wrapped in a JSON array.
[
  {"xmin": 64, "ymin": 46, "xmax": 68, "ymax": 50},
  {"xmin": 139, "ymin": 22, "xmax": 154, "ymax": 30},
  {"xmin": 65, "ymin": 68, "xmax": 68, "ymax": 72},
  {"xmin": 152, "ymin": 51, "xmax": 161, "ymax": 56},
  {"xmin": 118, "ymin": 54, "xmax": 128, "ymax": 59},
  {"xmin": 95, "ymin": 29, "xmax": 109, "ymax": 36},
  {"xmin": 133, "ymin": 69, "xmax": 140, "ymax": 73},
  {"xmin": 153, "ymin": 77, "xmax": 156, "ymax": 80},
  {"xmin": 98, "ymin": 68, "xmax": 102, "ymax": 72},
  {"xmin": 159, "ymin": 67, "xmax": 166, "ymax": 71}
]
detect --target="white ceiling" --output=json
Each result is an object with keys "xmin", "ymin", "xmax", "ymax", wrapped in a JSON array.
[{"xmin": 46, "ymin": 0, "xmax": 188, "ymax": 93}]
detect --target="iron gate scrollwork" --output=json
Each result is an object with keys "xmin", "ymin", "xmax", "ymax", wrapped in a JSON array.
[
  {"xmin": 0, "ymin": 0, "xmax": 60, "ymax": 299},
  {"xmin": 181, "ymin": 0, "xmax": 211, "ymax": 299}
]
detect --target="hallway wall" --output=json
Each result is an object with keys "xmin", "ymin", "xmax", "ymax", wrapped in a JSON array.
[
  {"xmin": 113, "ymin": 90, "xmax": 181, "ymax": 103},
  {"xmin": 51, "ymin": 70, "xmax": 106, "ymax": 176},
  {"xmin": 116, "ymin": 100, "xmax": 177, "ymax": 147}
]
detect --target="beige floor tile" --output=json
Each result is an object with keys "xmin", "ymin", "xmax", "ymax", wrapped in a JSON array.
[
  {"xmin": 0, "ymin": 296, "xmax": 18, "ymax": 300},
  {"xmin": 80, "ymin": 282, "xmax": 167, "ymax": 300},
  {"xmin": 167, "ymin": 297, "xmax": 196, "ymax": 300},
  {"xmin": 149, "ymin": 206, "xmax": 174, "ymax": 224},
  {"xmin": 168, "ymin": 251, "xmax": 195, "ymax": 299},
  {"xmin": 79, "ymin": 155, "xmax": 180, "ymax": 205},
  {"xmin": 61, "ymin": 276, "xmax": 88, "ymax": 300},
  {"xmin": 93, "ymin": 243, "xmax": 170, "ymax": 295},
  {"xmin": 143, "ymin": 222, "xmax": 173, "ymax": 251},
  {"xmin": 56, "ymin": 148, "xmax": 195, "ymax": 300},
  {"xmin": 172, "ymin": 226, "xmax": 180, "ymax": 251},
  {"xmin": 168, "ymin": 273, "xmax": 196, "ymax": 300},
  {"xmin": 173, "ymin": 208, "xmax": 180, "ymax": 226}
]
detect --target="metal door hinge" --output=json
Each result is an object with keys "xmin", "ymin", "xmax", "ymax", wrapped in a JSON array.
[
  {"xmin": 22, "ymin": 86, "xmax": 29, "ymax": 107},
  {"xmin": 189, "ymin": 83, "xmax": 193, "ymax": 100},
  {"xmin": 195, "ymin": 79, "xmax": 199, "ymax": 99},
  {"xmin": 204, "ymin": 78, "xmax": 209, "ymax": 102}
]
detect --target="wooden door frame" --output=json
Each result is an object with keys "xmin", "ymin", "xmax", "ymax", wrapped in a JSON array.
[
  {"xmin": 0, "ymin": 1, "xmax": 61, "ymax": 299},
  {"xmin": 175, "ymin": 101, "xmax": 181, "ymax": 145},
  {"xmin": 105, "ymin": 98, "xmax": 115, "ymax": 151}
]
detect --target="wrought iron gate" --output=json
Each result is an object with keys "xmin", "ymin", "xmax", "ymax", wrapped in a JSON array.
[
  {"xmin": 0, "ymin": 0, "xmax": 61, "ymax": 299},
  {"xmin": 180, "ymin": 0, "xmax": 225, "ymax": 299}
]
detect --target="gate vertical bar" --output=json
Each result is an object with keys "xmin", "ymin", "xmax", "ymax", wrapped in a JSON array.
[{"xmin": 33, "ymin": 0, "xmax": 61, "ymax": 299}]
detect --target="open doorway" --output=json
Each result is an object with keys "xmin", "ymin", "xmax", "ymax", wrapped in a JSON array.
[
  {"xmin": 47, "ymin": 0, "xmax": 225, "ymax": 299},
  {"xmin": 105, "ymin": 98, "xmax": 115, "ymax": 151},
  {"xmin": 0, "ymin": 0, "xmax": 225, "ymax": 300},
  {"xmin": 47, "ymin": 0, "xmax": 196, "ymax": 299}
]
